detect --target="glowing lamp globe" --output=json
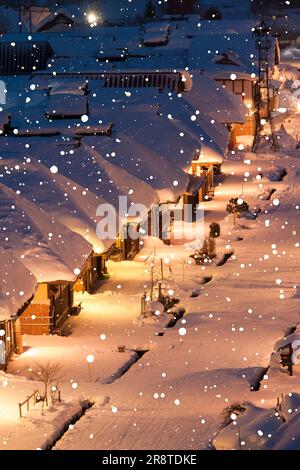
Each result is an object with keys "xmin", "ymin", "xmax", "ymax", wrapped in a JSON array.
[
  {"xmin": 86, "ymin": 354, "xmax": 94, "ymax": 364},
  {"xmin": 87, "ymin": 12, "xmax": 98, "ymax": 25}
]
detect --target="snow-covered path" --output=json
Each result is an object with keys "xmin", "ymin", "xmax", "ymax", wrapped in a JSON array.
[
  {"xmin": 3, "ymin": 102, "xmax": 300, "ymax": 452},
  {"xmin": 3, "ymin": 128, "xmax": 300, "ymax": 449},
  {"xmin": 52, "ymin": 140, "xmax": 300, "ymax": 450}
]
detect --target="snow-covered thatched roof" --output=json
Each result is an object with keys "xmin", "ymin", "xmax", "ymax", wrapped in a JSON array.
[
  {"xmin": 189, "ymin": 32, "xmax": 278, "ymax": 78},
  {"xmin": 185, "ymin": 71, "xmax": 249, "ymax": 124},
  {"xmin": 0, "ymin": 158, "xmax": 112, "ymax": 254},
  {"xmin": 0, "ymin": 247, "xmax": 36, "ymax": 320},
  {"xmin": 0, "ymin": 182, "xmax": 92, "ymax": 283}
]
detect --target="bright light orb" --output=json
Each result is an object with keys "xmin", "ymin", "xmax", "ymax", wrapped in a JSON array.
[
  {"xmin": 50, "ymin": 165, "xmax": 58, "ymax": 174},
  {"xmin": 87, "ymin": 13, "xmax": 98, "ymax": 24},
  {"xmin": 86, "ymin": 354, "xmax": 94, "ymax": 364}
]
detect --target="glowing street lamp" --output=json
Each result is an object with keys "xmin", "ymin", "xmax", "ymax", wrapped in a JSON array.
[
  {"xmin": 87, "ymin": 9, "xmax": 102, "ymax": 27},
  {"xmin": 88, "ymin": 12, "xmax": 97, "ymax": 24},
  {"xmin": 86, "ymin": 354, "xmax": 94, "ymax": 382}
]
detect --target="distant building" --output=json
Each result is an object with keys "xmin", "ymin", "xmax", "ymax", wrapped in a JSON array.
[
  {"xmin": 0, "ymin": 38, "xmax": 53, "ymax": 75},
  {"xmin": 270, "ymin": 15, "xmax": 300, "ymax": 49},
  {"xmin": 21, "ymin": 6, "xmax": 76, "ymax": 33}
]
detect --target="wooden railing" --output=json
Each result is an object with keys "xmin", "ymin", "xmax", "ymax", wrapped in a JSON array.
[{"xmin": 18, "ymin": 389, "xmax": 39, "ymax": 418}]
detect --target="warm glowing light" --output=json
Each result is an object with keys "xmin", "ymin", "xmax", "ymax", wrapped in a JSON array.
[
  {"xmin": 244, "ymin": 100, "xmax": 253, "ymax": 109},
  {"xmin": 297, "ymin": 101, "xmax": 300, "ymax": 113},
  {"xmin": 87, "ymin": 12, "xmax": 98, "ymax": 24},
  {"xmin": 86, "ymin": 354, "xmax": 95, "ymax": 364},
  {"xmin": 87, "ymin": 11, "xmax": 102, "ymax": 26}
]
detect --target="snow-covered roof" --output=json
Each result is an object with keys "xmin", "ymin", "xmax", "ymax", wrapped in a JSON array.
[
  {"xmin": 0, "ymin": 135, "xmax": 159, "ymax": 214},
  {"xmin": 20, "ymin": 6, "xmax": 52, "ymax": 33},
  {"xmin": 189, "ymin": 32, "xmax": 277, "ymax": 77},
  {"xmin": 0, "ymin": 182, "xmax": 92, "ymax": 283},
  {"xmin": 100, "ymin": 0, "xmax": 148, "ymax": 24},
  {"xmin": 270, "ymin": 15, "xmax": 300, "ymax": 41},
  {"xmin": 0, "ymin": 158, "xmax": 112, "ymax": 254},
  {"xmin": 87, "ymin": 87, "xmax": 228, "ymax": 164},
  {"xmin": 185, "ymin": 71, "xmax": 248, "ymax": 124},
  {"xmin": 49, "ymin": 79, "xmax": 87, "ymax": 96},
  {"xmin": 143, "ymin": 31, "xmax": 169, "ymax": 47},
  {"xmin": 186, "ymin": 174, "xmax": 205, "ymax": 195},
  {"xmin": 36, "ymin": 10, "xmax": 76, "ymax": 33},
  {"xmin": 84, "ymin": 133, "xmax": 189, "ymax": 202},
  {"xmin": 144, "ymin": 23, "xmax": 170, "ymax": 33},
  {"xmin": 0, "ymin": 247, "xmax": 36, "ymax": 321},
  {"xmin": 45, "ymin": 94, "xmax": 88, "ymax": 119},
  {"xmin": 75, "ymin": 123, "xmax": 114, "ymax": 136},
  {"xmin": 194, "ymin": 150, "xmax": 224, "ymax": 165},
  {"xmin": 150, "ymin": 90, "xmax": 229, "ymax": 159}
]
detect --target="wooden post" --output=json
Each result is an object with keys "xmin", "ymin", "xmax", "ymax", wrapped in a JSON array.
[
  {"xmin": 158, "ymin": 282, "xmax": 163, "ymax": 302},
  {"xmin": 141, "ymin": 295, "xmax": 145, "ymax": 317},
  {"xmin": 18, "ymin": 403, "xmax": 22, "ymax": 418},
  {"xmin": 150, "ymin": 263, "xmax": 154, "ymax": 301},
  {"xmin": 29, "ymin": 8, "xmax": 32, "ymax": 33},
  {"xmin": 18, "ymin": 1, "xmax": 22, "ymax": 33},
  {"xmin": 289, "ymin": 342, "xmax": 293, "ymax": 376},
  {"xmin": 160, "ymin": 258, "xmax": 164, "ymax": 281},
  {"xmin": 26, "ymin": 396, "xmax": 29, "ymax": 412},
  {"xmin": 14, "ymin": 319, "xmax": 23, "ymax": 355}
]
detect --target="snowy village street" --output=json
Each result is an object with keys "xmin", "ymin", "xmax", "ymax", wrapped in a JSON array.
[
  {"xmin": 1, "ymin": 0, "xmax": 300, "ymax": 455},
  {"xmin": 2, "ymin": 109, "xmax": 300, "ymax": 449}
]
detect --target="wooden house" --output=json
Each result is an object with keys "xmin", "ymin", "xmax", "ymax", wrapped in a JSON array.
[
  {"xmin": 270, "ymin": 15, "xmax": 300, "ymax": 49},
  {"xmin": 18, "ymin": 249, "xmax": 107, "ymax": 334},
  {"xmin": 189, "ymin": 32, "xmax": 280, "ymax": 145},
  {"xmin": 0, "ymin": 317, "xmax": 24, "ymax": 371},
  {"xmin": 0, "ymin": 182, "xmax": 94, "ymax": 337},
  {"xmin": 19, "ymin": 281, "xmax": 73, "ymax": 335},
  {"xmin": 20, "ymin": 5, "xmax": 76, "ymax": 33},
  {"xmin": 190, "ymin": 151, "xmax": 223, "ymax": 197},
  {"xmin": 182, "ymin": 175, "xmax": 206, "ymax": 219},
  {"xmin": 38, "ymin": 13, "xmax": 75, "ymax": 32},
  {"xmin": 109, "ymin": 220, "xmax": 141, "ymax": 261},
  {"xmin": 0, "ymin": 38, "xmax": 53, "ymax": 75},
  {"xmin": 73, "ymin": 252, "xmax": 107, "ymax": 293},
  {"xmin": 0, "ymin": 249, "xmax": 36, "ymax": 370}
]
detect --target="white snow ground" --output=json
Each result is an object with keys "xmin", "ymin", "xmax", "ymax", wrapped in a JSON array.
[
  {"xmin": 3, "ymin": 113, "xmax": 300, "ymax": 448},
  {"xmin": 1, "ymin": 7, "xmax": 300, "ymax": 451}
]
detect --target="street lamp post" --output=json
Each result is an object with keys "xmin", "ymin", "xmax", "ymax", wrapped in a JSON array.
[{"xmin": 86, "ymin": 354, "xmax": 95, "ymax": 382}]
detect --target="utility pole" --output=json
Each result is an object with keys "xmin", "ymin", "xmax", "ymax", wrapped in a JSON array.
[
  {"xmin": 29, "ymin": 7, "xmax": 32, "ymax": 34},
  {"xmin": 252, "ymin": 20, "xmax": 279, "ymax": 153},
  {"xmin": 18, "ymin": 1, "xmax": 22, "ymax": 33}
]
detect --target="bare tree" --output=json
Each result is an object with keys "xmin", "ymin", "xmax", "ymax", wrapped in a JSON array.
[{"xmin": 31, "ymin": 361, "xmax": 62, "ymax": 408}]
